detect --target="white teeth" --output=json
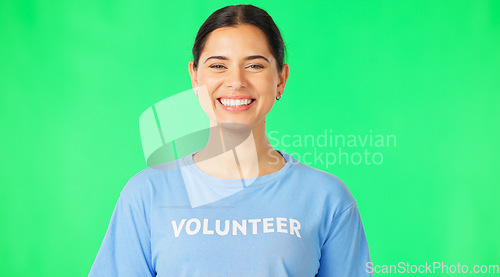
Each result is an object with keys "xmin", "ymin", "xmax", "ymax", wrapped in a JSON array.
[{"xmin": 220, "ymin": 98, "xmax": 253, "ymax": 107}]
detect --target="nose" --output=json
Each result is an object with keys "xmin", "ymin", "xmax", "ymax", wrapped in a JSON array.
[{"xmin": 225, "ymin": 67, "xmax": 247, "ymax": 90}]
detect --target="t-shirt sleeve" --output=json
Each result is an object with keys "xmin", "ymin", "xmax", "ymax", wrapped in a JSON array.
[
  {"xmin": 316, "ymin": 201, "xmax": 373, "ymax": 277},
  {"xmin": 89, "ymin": 195, "xmax": 155, "ymax": 277}
]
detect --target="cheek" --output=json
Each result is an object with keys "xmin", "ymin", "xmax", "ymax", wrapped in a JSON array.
[
  {"xmin": 255, "ymin": 74, "xmax": 277, "ymax": 94},
  {"xmin": 197, "ymin": 75, "xmax": 223, "ymax": 96}
]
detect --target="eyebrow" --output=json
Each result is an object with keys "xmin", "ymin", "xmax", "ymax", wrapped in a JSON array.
[{"xmin": 204, "ymin": 55, "xmax": 270, "ymax": 64}]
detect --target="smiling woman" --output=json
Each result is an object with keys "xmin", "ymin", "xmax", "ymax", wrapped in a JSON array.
[
  {"xmin": 188, "ymin": 22, "xmax": 289, "ymax": 178},
  {"xmin": 89, "ymin": 4, "xmax": 372, "ymax": 277}
]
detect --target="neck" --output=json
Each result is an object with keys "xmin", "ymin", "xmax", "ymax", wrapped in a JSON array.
[{"xmin": 193, "ymin": 118, "xmax": 285, "ymax": 179}]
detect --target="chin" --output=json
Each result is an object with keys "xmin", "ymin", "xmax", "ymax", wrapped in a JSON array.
[{"xmin": 218, "ymin": 122, "xmax": 253, "ymax": 132}]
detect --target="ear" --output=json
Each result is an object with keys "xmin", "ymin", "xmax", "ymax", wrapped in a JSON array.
[
  {"xmin": 188, "ymin": 61, "xmax": 199, "ymax": 95},
  {"xmin": 277, "ymin": 64, "xmax": 289, "ymax": 97}
]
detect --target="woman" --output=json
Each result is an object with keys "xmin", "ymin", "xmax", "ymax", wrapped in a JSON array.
[{"xmin": 90, "ymin": 4, "xmax": 372, "ymax": 277}]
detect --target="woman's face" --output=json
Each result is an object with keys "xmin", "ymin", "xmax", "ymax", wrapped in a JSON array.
[{"xmin": 189, "ymin": 24, "xmax": 288, "ymax": 130}]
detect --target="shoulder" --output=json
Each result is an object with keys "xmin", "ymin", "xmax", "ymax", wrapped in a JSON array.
[
  {"xmin": 119, "ymin": 159, "xmax": 183, "ymax": 208},
  {"xmin": 286, "ymin": 154, "xmax": 356, "ymax": 211}
]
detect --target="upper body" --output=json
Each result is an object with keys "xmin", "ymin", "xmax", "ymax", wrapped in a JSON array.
[
  {"xmin": 89, "ymin": 150, "xmax": 372, "ymax": 276},
  {"xmin": 90, "ymin": 4, "xmax": 373, "ymax": 276}
]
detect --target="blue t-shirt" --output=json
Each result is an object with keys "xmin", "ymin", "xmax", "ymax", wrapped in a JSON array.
[{"xmin": 89, "ymin": 150, "xmax": 372, "ymax": 276}]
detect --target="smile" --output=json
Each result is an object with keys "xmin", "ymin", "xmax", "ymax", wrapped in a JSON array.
[
  {"xmin": 218, "ymin": 98, "xmax": 255, "ymax": 107},
  {"xmin": 217, "ymin": 97, "xmax": 256, "ymax": 112}
]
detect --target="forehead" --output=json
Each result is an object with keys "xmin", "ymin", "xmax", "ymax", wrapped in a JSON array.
[{"xmin": 202, "ymin": 24, "xmax": 273, "ymax": 58}]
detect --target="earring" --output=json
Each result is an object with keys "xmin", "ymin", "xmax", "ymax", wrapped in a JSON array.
[{"xmin": 276, "ymin": 94, "xmax": 282, "ymax": 100}]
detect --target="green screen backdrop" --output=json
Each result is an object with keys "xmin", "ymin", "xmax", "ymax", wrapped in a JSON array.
[{"xmin": 1, "ymin": 0, "xmax": 499, "ymax": 276}]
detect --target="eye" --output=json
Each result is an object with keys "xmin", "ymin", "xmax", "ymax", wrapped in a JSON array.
[
  {"xmin": 248, "ymin": 64, "xmax": 265, "ymax": 69},
  {"xmin": 209, "ymin": 64, "xmax": 226, "ymax": 69}
]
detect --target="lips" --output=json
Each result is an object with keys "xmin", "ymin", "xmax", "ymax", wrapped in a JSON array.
[
  {"xmin": 216, "ymin": 96, "xmax": 256, "ymax": 112},
  {"xmin": 218, "ymin": 98, "xmax": 254, "ymax": 106},
  {"xmin": 217, "ymin": 94, "xmax": 255, "ymax": 106},
  {"xmin": 217, "ymin": 95, "xmax": 255, "ymax": 100}
]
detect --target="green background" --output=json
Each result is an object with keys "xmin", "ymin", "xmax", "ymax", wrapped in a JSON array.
[{"xmin": 1, "ymin": 0, "xmax": 499, "ymax": 276}]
